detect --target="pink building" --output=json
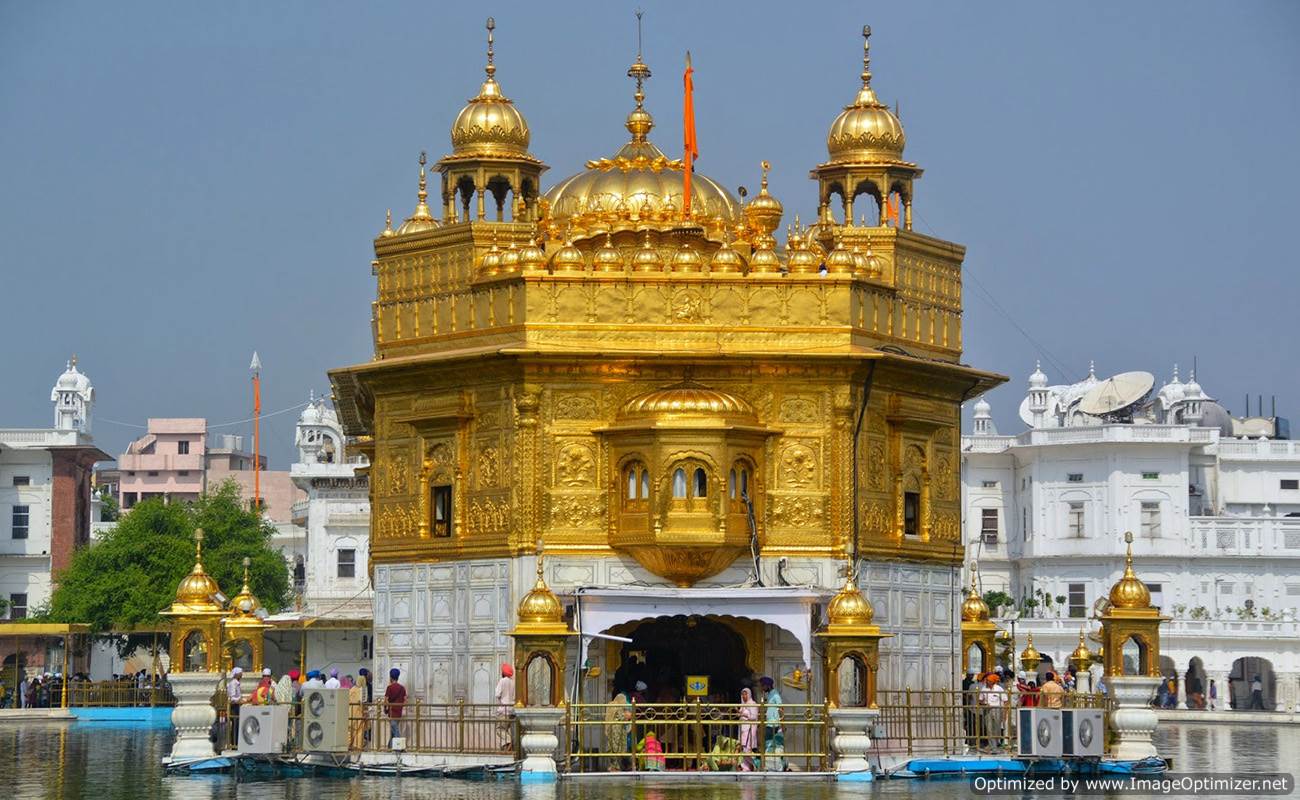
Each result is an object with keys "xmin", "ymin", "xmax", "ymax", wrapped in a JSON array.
[
  {"xmin": 117, "ymin": 423, "xmax": 304, "ymax": 522},
  {"xmin": 118, "ymin": 418, "xmax": 206, "ymax": 508}
]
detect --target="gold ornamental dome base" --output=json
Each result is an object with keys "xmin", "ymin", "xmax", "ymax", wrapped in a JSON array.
[{"xmin": 622, "ymin": 544, "xmax": 745, "ymax": 587}]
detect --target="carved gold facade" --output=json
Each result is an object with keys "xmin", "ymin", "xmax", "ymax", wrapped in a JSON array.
[{"xmin": 330, "ymin": 22, "xmax": 1003, "ymax": 584}]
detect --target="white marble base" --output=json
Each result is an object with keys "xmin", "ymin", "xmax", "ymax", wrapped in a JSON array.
[
  {"xmin": 829, "ymin": 706, "xmax": 878, "ymax": 780},
  {"xmin": 1109, "ymin": 676, "xmax": 1162, "ymax": 761},
  {"xmin": 515, "ymin": 706, "xmax": 565, "ymax": 779},
  {"xmin": 166, "ymin": 672, "xmax": 220, "ymax": 762}
]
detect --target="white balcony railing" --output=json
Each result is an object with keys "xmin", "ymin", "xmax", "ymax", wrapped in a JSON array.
[{"xmin": 1188, "ymin": 516, "xmax": 1300, "ymax": 555}]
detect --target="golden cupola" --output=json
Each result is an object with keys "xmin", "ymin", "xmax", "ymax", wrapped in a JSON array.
[
  {"xmin": 741, "ymin": 161, "xmax": 783, "ymax": 248},
  {"xmin": 514, "ymin": 544, "xmax": 567, "ymax": 632},
  {"xmin": 1108, "ymin": 533, "xmax": 1152, "ymax": 610},
  {"xmin": 541, "ymin": 53, "xmax": 741, "ymax": 243},
  {"xmin": 437, "ymin": 18, "xmax": 546, "ymax": 225},
  {"xmin": 811, "ymin": 25, "xmax": 920, "ymax": 231},
  {"xmin": 450, "ymin": 18, "xmax": 531, "ymax": 158},
  {"xmin": 172, "ymin": 528, "xmax": 222, "ymax": 613},
  {"xmin": 961, "ymin": 571, "xmax": 991, "ymax": 623},
  {"xmin": 616, "ymin": 379, "xmax": 760, "ymax": 429},
  {"xmin": 827, "ymin": 571, "xmax": 875, "ymax": 628},
  {"xmin": 825, "ymin": 27, "xmax": 905, "ymax": 164}
]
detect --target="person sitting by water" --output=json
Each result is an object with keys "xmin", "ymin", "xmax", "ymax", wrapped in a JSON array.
[
  {"xmin": 705, "ymin": 734, "xmax": 741, "ymax": 771},
  {"xmin": 637, "ymin": 731, "xmax": 666, "ymax": 771}
]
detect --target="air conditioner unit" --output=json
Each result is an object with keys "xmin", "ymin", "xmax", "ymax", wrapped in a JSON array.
[
  {"xmin": 1017, "ymin": 708, "xmax": 1062, "ymax": 758},
  {"xmin": 302, "ymin": 687, "xmax": 351, "ymax": 753},
  {"xmin": 1061, "ymin": 708, "xmax": 1104, "ymax": 757},
  {"xmin": 238, "ymin": 704, "xmax": 290, "ymax": 755}
]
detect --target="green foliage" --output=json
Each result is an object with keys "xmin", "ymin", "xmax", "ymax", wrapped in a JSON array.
[
  {"xmin": 98, "ymin": 487, "xmax": 120, "ymax": 522},
  {"xmin": 44, "ymin": 481, "xmax": 289, "ymax": 635},
  {"xmin": 982, "ymin": 590, "xmax": 1013, "ymax": 615}
]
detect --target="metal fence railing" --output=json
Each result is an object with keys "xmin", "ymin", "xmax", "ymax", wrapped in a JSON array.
[
  {"xmin": 873, "ymin": 689, "xmax": 1113, "ymax": 757},
  {"xmin": 67, "ymin": 681, "xmax": 175, "ymax": 707},
  {"xmin": 565, "ymin": 701, "xmax": 829, "ymax": 773}
]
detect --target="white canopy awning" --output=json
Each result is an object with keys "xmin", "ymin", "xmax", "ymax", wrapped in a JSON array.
[{"xmin": 573, "ymin": 586, "xmax": 824, "ymax": 669}]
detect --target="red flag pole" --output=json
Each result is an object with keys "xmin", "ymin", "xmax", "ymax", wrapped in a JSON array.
[{"xmin": 683, "ymin": 51, "xmax": 697, "ymax": 219}]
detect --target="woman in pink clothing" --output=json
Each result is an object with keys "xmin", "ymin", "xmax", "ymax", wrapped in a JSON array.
[{"xmin": 738, "ymin": 687, "xmax": 760, "ymax": 770}]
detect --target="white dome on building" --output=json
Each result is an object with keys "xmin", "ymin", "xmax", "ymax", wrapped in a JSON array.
[
  {"xmin": 50, "ymin": 356, "xmax": 94, "ymax": 433},
  {"xmin": 1028, "ymin": 361, "xmax": 1049, "ymax": 390}
]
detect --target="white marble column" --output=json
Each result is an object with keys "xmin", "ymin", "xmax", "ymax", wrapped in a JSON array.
[
  {"xmin": 166, "ymin": 672, "xmax": 221, "ymax": 762},
  {"xmin": 515, "ymin": 707, "xmax": 566, "ymax": 782},
  {"xmin": 829, "ymin": 707, "xmax": 879, "ymax": 781},
  {"xmin": 1108, "ymin": 676, "xmax": 1161, "ymax": 761}
]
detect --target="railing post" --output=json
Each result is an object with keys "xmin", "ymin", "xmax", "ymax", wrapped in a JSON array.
[
  {"xmin": 629, "ymin": 699, "xmax": 638, "ymax": 770},
  {"xmin": 693, "ymin": 699, "xmax": 704, "ymax": 771},
  {"xmin": 457, "ymin": 700, "xmax": 466, "ymax": 754},
  {"xmin": 904, "ymin": 687, "xmax": 914, "ymax": 756}
]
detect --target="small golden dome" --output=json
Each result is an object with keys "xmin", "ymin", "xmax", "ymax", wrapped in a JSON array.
[
  {"xmin": 631, "ymin": 231, "xmax": 665, "ymax": 272},
  {"xmin": 961, "ymin": 594, "xmax": 990, "ymax": 623},
  {"xmin": 709, "ymin": 240, "xmax": 746, "ymax": 273},
  {"xmin": 1109, "ymin": 532, "xmax": 1152, "ymax": 609},
  {"xmin": 826, "ymin": 238, "xmax": 857, "ymax": 274},
  {"xmin": 227, "ymin": 557, "xmax": 262, "ymax": 620},
  {"xmin": 550, "ymin": 239, "xmax": 586, "ymax": 273},
  {"xmin": 743, "ymin": 161, "xmax": 783, "ymax": 247},
  {"xmin": 670, "ymin": 244, "xmax": 705, "ymax": 272},
  {"xmin": 858, "ymin": 239, "xmax": 885, "ymax": 278},
  {"xmin": 748, "ymin": 246, "xmax": 782, "ymax": 274},
  {"xmin": 619, "ymin": 379, "xmax": 758, "ymax": 425},
  {"xmin": 173, "ymin": 529, "xmax": 223, "ymax": 612},
  {"xmin": 827, "ymin": 571, "xmax": 874, "ymax": 627},
  {"xmin": 517, "ymin": 546, "xmax": 564, "ymax": 625},
  {"xmin": 1020, "ymin": 634, "xmax": 1042, "ymax": 666},
  {"xmin": 397, "ymin": 152, "xmax": 439, "ymax": 235},
  {"xmin": 479, "ymin": 237, "xmax": 502, "ymax": 276},
  {"xmin": 787, "ymin": 235, "xmax": 820, "ymax": 274},
  {"xmin": 1069, "ymin": 629, "xmax": 1095, "ymax": 668},
  {"xmin": 593, "ymin": 233, "xmax": 625, "ymax": 272},
  {"xmin": 826, "ymin": 27, "xmax": 906, "ymax": 164},
  {"xmin": 518, "ymin": 238, "xmax": 547, "ymax": 272},
  {"xmin": 498, "ymin": 242, "xmax": 521, "ymax": 273},
  {"xmin": 450, "ymin": 19, "xmax": 532, "ymax": 158},
  {"xmin": 378, "ymin": 209, "xmax": 395, "ymax": 238}
]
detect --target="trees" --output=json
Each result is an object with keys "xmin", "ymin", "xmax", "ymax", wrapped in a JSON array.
[{"xmin": 44, "ymin": 481, "xmax": 289, "ymax": 638}]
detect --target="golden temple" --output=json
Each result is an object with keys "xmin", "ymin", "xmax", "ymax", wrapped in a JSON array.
[{"xmin": 330, "ymin": 18, "xmax": 1003, "ymax": 703}]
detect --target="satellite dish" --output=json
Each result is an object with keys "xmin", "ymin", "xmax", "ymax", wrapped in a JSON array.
[{"xmin": 1077, "ymin": 372, "xmax": 1154, "ymax": 419}]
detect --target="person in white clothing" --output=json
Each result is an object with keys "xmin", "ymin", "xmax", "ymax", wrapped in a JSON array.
[
  {"xmin": 495, "ymin": 663, "xmax": 516, "ymax": 751},
  {"xmin": 226, "ymin": 667, "xmax": 245, "ymax": 749},
  {"xmin": 325, "ymin": 668, "xmax": 342, "ymax": 689},
  {"xmin": 979, "ymin": 673, "xmax": 1007, "ymax": 751}
]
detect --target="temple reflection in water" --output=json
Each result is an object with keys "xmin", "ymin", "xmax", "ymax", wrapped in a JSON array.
[{"xmin": 328, "ymin": 18, "xmax": 1002, "ymax": 707}]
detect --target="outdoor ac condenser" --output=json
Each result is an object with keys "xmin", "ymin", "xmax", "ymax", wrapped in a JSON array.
[
  {"xmin": 1017, "ymin": 708, "xmax": 1063, "ymax": 758},
  {"xmin": 302, "ymin": 687, "xmax": 350, "ymax": 753},
  {"xmin": 238, "ymin": 704, "xmax": 290, "ymax": 755},
  {"xmin": 1061, "ymin": 708, "xmax": 1104, "ymax": 757}
]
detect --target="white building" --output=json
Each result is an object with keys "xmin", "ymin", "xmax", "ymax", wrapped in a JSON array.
[
  {"xmin": 963, "ymin": 363, "xmax": 1300, "ymax": 712},
  {"xmin": 262, "ymin": 395, "xmax": 372, "ymax": 679},
  {"xmin": 0, "ymin": 358, "xmax": 108, "ymax": 621}
]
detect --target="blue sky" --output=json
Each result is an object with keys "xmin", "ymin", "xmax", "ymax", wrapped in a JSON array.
[{"xmin": 2, "ymin": 1, "xmax": 1297, "ymax": 466}]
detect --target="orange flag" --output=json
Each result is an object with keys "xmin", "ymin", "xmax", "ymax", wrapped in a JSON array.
[
  {"xmin": 683, "ymin": 51, "xmax": 698, "ymax": 217},
  {"xmin": 886, "ymin": 193, "xmax": 900, "ymax": 226}
]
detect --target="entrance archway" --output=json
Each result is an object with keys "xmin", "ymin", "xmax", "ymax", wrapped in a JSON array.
[
  {"xmin": 610, "ymin": 616, "xmax": 752, "ymax": 703},
  {"xmin": 1185, "ymin": 657, "xmax": 1207, "ymax": 709},
  {"xmin": 1229, "ymin": 657, "xmax": 1276, "ymax": 711}
]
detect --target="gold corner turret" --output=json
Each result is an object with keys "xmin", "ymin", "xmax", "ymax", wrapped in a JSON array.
[{"xmin": 1099, "ymin": 532, "xmax": 1169, "ymax": 677}]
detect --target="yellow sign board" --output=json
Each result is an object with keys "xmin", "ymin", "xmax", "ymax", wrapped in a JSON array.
[{"xmin": 685, "ymin": 675, "xmax": 709, "ymax": 697}]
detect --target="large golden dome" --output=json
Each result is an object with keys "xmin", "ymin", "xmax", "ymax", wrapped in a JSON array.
[
  {"xmin": 825, "ymin": 27, "xmax": 906, "ymax": 164},
  {"xmin": 1109, "ymin": 534, "xmax": 1152, "ymax": 610},
  {"xmin": 449, "ymin": 19, "xmax": 531, "ymax": 158},
  {"xmin": 618, "ymin": 380, "xmax": 758, "ymax": 426},
  {"xmin": 542, "ymin": 56, "xmax": 740, "ymax": 242},
  {"xmin": 172, "ymin": 529, "xmax": 223, "ymax": 613}
]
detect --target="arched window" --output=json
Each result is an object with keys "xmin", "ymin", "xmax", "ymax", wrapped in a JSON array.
[
  {"xmin": 693, "ymin": 468, "xmax": 708, "ymax": 498},
  {"xmin": 729, "ymin": 469, "xmax": 737, "ymax": 500},
  {"xmin": 624, "ymin": 462, "xmax": 649, "ymax": 510},
  {"xmin": 729, "ymin": 461, "xmax": 753, "ymax": 513},
  {"xmin": 672, "ymin": 468, "xmax": 688, "ymax": 499}
]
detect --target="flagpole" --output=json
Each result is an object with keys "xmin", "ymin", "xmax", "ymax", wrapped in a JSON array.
[
  {"xmin": 249, "ymin": 351, "xmax": 261, "ymax": 510},
  {"xmin": 683, "ymin": 51, "xmax": 696, "ymax": 219}
]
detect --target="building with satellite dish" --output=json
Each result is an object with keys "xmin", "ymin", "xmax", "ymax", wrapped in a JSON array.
[{"xmin": 964, "ymin": 362, "xmax": 1300, "ymax": 714}]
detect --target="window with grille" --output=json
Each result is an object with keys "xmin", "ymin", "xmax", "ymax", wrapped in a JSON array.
[
  {"xmin": 12, "ymin": 476, "xmax": 29, "ymax": 486},
  {"xmin": 337, "ymin": 548, "xmax": 356, "ymax": 579},
  {"xmin": 1142, "ymin": 472, "xmax": 1159, "ymax": 480},
  {"xmin": 1067, "ymin": 473, "xmax": 1084, "ymax": 483},
  {"xmin": 1068, "ymin": 502, "xmax": 1085, "ymax": 538},
  {"xmin": 11, "ymin": 506, "xmax": 29, "ymax": 539},
  {"xmin": 1281, "ymin": 479, "xmax": 1299, "ymax": 490},
  {"xmin": 1068, "ymin": 583, "xmax": 1087, "ymax": 618},
  {"xmin": 432, "ymin": 485, "xmax": 453, "ymax": 537},
  {"xmin": 1140, "ymin": 502, "xmax": 1161, "ymax": 538},
  {"xmin": 980, "ymin": 508, "xmax": 999, "ymax": 544},
  {"xmin": 624, "ymin": 463, "xmax": 650, "ymax": 510},
  {"xmin": 982, "ymin": 480, "xmax": 998, "ymax": 489},
  {"xmin": 177, "ymin": 440, "xmax": 190, "ymax": 455}
]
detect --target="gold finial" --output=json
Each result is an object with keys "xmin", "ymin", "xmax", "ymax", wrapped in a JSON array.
[
  {"xmin": 380, "ymin": 209, "xmax": 394, "ymax": 237},
  {"xmin": 194, "ymin": 528, "xmax": 204, "ymax": 563},
  {"xmin": 626, "ymin": 10, "xmax": 653, "ymax": 124},
  {"xmin": 485, "ymin": 17, "xmax": 496, "ymax": 79},
  {"xmin": 860, "ymin": 24, "xmax": 873, "ymax": 87},
  {"xmin": 535, "ymin": 537, "xmax": 545, "ymax": 579},
  {"xmin": 1124, "ymin": 530, "xmax": 1134, "ymax": 570},
  {"xmin": 242, "ymin": 556, "xmax": 251, "ymax": 588},
  {"xmin": 417, "ymin": 151, "xmax": 428, "ymax": 206},
  {"xmin": 760, "ymin": 160, "xmax": 771, "ymax": 191}
]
